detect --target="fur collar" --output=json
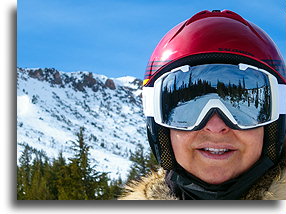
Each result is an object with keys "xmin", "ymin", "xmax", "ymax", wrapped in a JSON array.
[
  {"xmin": 119, "ymin": 163, "xmax": 285, "ymax": 200},
  {"xmin": 119, "ymin": 169, "xmax": 177, "ymax": 200}
]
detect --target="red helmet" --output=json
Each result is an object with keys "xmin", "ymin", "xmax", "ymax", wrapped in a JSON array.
[
  {"xmin": 143, "ymin": 10, "xmax": 286, "ymax": 170},
  {"xmin": 144, "ymin": 10, "xmax": 285, "ymax": 86}
]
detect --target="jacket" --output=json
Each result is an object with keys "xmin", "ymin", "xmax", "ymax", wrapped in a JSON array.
[{"xmin": 119, "ymin": 161, "xmax": 285, "ymax": 200}]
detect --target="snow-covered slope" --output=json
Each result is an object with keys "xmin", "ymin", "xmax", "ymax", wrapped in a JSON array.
[{"xmin": 17, "ymin": 67, "xmax": 147, "ymax": 181}]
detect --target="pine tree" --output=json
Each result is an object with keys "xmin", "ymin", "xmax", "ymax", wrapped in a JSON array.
[
  {"xmin": 57, "ymin": 127, "xmax": 90, "ymax": 199},
  {"xmin": 17, "ymin": 128, "xmax": 125, "ymax": 200},
  {"xmin": 17, "ymin": 144, "xmax": 32, "ymax": 199},
  {"xmin": 57, "ymin": 127, "xmax": 116, "ymax": 200},
  {"xmin": 48, "ymin": 152, "xmax": 66, "ymax": 199},
  {"xmin": 57, "ymin": 162, "xmax": 78, "ymax": 200},
  {"xmin": 27, "ymin": 149, "xmax": 52, "ymax": 199},
  {"xmin": 255, "ymin": 82, "xmax": 259, "ymax": 108},
  {"xmin": 17, "ymin": 165, "xmax": 25, "ymax": 200},
  {"xmin": 108, "ymin": 177, "xmax": 123, "ymax": 199},
  {"xmin": 126, "ymin": 145, "xmax": 159, "ymax": 183},
  {"xmin": 29, "ymin": 158, "xmax": 47, "ymax": 199}
]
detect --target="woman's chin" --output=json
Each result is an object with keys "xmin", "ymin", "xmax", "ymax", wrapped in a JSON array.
[{"xmin": 193, "ymin": 167, "xmax": 237, "ymax": 185}]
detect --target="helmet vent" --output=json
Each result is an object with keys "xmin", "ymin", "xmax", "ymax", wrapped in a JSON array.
[{"xmin": 185, "ymin": 10, "xmax": 248, "ymax": 26}]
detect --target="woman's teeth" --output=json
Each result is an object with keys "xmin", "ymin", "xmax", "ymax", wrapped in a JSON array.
[{"xmin": 203, "ymin": 148, "xmax": 229, "ymax": 155}]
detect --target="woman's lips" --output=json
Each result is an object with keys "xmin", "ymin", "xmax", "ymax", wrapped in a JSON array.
[
  {"xmin": 197, "ymin": 149, "xmax": 236, "ymax": 160},
  {"xmin": 195, "ymin": 143, "xmax": 237, "ymax": 160}
]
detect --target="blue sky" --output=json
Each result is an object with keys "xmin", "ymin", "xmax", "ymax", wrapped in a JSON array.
[{"xmin": 17, "ymin": 0, "xmax": 285, "ymax": 79}]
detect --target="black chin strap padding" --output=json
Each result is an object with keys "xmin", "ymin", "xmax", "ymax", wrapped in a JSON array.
[
  {"xmin": 263, "ymin": 115, "xmax": 285, "ymax": 163},
  {"xmin": 263, "ymin": 122, "xmax": 278, "ymax": 161},
  {"xmin": 146, "ymin": 117, "xmax": 176, "ymax": 169},
  {"xmin": 158, "ymin": 126, "xmax": 176, "ymax": 170}
]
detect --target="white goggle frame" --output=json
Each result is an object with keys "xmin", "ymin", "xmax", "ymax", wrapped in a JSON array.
[{"xmin": 142, "ymin": 63, "xmax": 286, "ymax": 130}]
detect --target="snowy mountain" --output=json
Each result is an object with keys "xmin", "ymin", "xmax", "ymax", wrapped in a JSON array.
[{"xmin": 17, "ymin": 67, "xmax": 148, "ymax": 181}]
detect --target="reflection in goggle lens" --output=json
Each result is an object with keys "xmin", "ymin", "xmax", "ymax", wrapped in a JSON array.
[{"xmin": 161, "ymin": 64, "xmax": 271, "ymax": 128}]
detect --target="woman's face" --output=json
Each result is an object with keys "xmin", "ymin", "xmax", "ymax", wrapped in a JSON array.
[{"xmin": 170, "ymin": 114, "xmax": 264, "ymax": 184}]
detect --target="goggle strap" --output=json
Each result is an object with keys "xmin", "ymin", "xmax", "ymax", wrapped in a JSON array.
[
  {"xmin": 278, "ymin": 84, "xmax": 286, "ymax": 114},
  {"xmin": 142, "ymin": 86, "xmax": 154, "ymax": 117}
]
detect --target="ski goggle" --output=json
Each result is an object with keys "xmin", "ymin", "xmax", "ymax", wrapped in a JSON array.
[{"xmin": 143, "ymin": 63, "xmax": 286, "ymax": 130}]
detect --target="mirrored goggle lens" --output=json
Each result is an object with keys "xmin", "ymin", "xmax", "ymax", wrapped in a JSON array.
[{"xmin": 160, "ymin": 64, "xmax": 272, "ymax": 129}]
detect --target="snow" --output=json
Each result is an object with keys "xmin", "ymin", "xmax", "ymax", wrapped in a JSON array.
[
  {"xmin": 17, "ymin": 95, "xmax": 34, "ymax": 117},
  {"xmin": 17, "ymin": 68, "xmax": 147, "ymax": 181},
  {"xmin": 113, "ymin": 76, "xmax": 140, "ymax": 89}
]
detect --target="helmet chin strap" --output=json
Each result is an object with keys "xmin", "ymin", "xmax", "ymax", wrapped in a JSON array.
[{"xmin": 165, "ymin": 156, "xmax": 274, "ymax": 200}]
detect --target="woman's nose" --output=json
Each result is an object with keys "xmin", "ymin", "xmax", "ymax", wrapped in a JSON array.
[{"xmin": 203, "ymin": 113, "xmax": 230, "ymax": 134}]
